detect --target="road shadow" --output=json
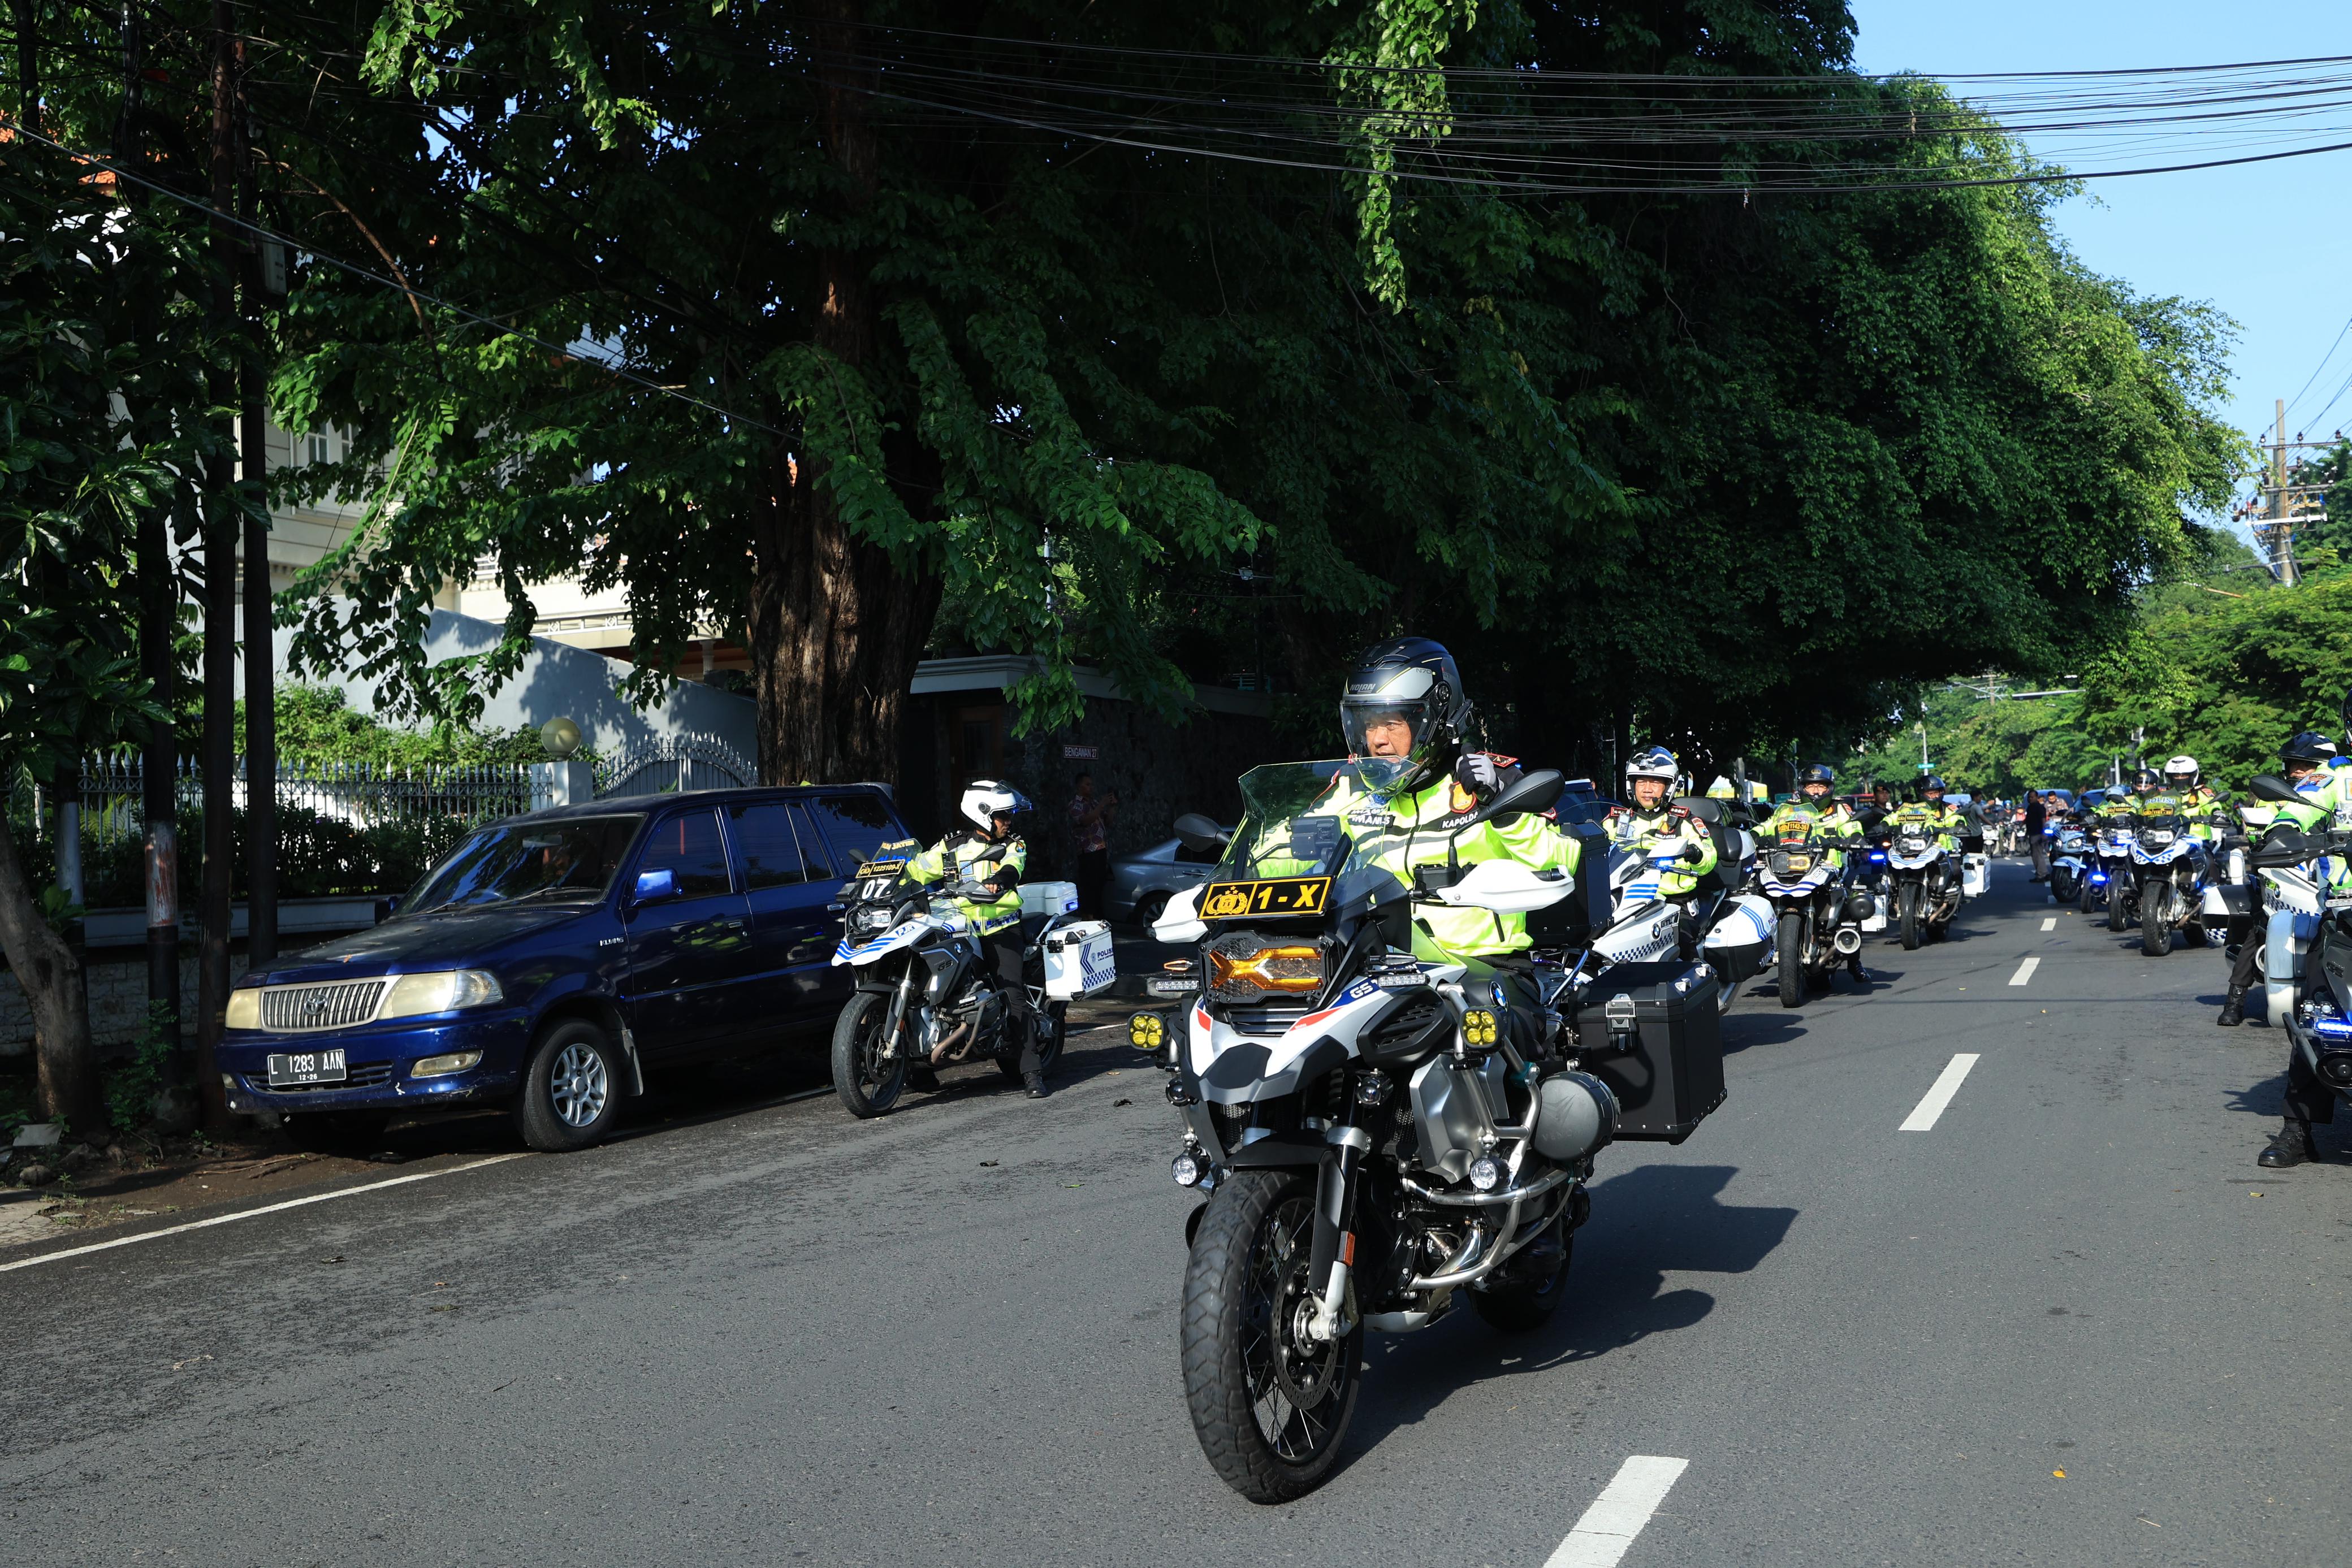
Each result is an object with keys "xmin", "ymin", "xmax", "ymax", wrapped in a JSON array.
[
  {"xmin": 1721, "ymin": 1011, "xmax": 1804, "ymax": 1055},
  {"xmin": 2227, "ymin": 1067, "xmax": 2345, "ymax": 1156},
  {"xmin": 1343, "ymin": 1164, "xmax": 1797, "ymax": 1467}
]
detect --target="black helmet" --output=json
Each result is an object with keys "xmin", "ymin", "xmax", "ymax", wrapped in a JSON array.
[
  {"xmin": 2130, "ymin": 766, "xmax": 2160, "ymax": 791},
  {"xmin": 1798, "ymin": 763, "xmax": 1836, "ymax": 790},
  {"xmin": 2282, "ymin": 730, "xmax": 2338, "ymax": 769},
  {"xmin": 1922, "ymin": 774, "xmax": 1947, "ymax": 794},
  {"xmin": 2341, "ymin": 683, "xmax": 2352, "ymax": 746},
  {"xmin": 1340, "ymin": 636, "xmax": 1469, "ymax": 793}
]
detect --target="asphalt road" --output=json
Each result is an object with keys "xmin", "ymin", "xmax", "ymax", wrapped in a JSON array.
[{"xmin": 3, "ymin": 860, "xmax": 2346, "ymax": 1566}]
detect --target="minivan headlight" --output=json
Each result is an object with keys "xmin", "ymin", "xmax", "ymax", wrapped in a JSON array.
[
  {"xmin": 224, "ymin": 988, "xmax": 261, "ymax": 1030},
  {"xmin": 378, "ymin": 970, "xmax": 504, "ymax": 1020}
]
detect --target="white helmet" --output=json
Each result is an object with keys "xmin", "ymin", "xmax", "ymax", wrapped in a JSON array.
[
  {"xmin": 959, "ymin": 779, "xmax": 1031, "ymax": 832},
  {"xmin": 2163, "ymin": 754, "xmax": 2200, "ymax": 789},
  {"xmin": 1624, "ymin": 745, "xmax": 1679, "ymax": 785}
]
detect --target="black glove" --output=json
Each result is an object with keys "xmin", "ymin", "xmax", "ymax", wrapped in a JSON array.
[
  {"xmin": 1682, "ymin": 842, "xmax": 1707, "ymax": 863},
  {"xmin": 1455, "ymin": 752, "xmax": 1501, "ymax": 798}
]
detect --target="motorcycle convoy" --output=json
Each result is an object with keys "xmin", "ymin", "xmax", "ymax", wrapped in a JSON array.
[{"xmin": 815, "ymin": 637, "xmax": 2019, "ymax": 1503}]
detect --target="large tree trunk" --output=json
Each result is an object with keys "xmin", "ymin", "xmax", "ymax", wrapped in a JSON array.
[
  {"xmin": 0, "ymin": 815, "xmax": 103, "ymax": 1132},
  {"xmin": 745, "ymin": 0, "xmax": 941, "ymax": 787}
]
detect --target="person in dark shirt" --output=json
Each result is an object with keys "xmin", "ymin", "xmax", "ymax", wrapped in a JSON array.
[{"xmin": 2022, "ymin": 791, "xmax": 2049, "ymax": 882}]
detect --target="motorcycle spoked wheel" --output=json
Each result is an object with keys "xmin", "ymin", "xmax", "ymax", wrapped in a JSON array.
[
  {"xmin": 995, "ymin": 1000, "xmax": 1070, "ymax": 1080},
  {"xmin": 2141, "ymin": 889, "xmax": 2172, "ymax": 956},
  {"xmin": 1777, "ymin": 911, "xmax": 1806, "ymax": 1008},
  {"xmin": 2108, "ymin": 883, "xmax": 2131, "ymax": 932},
  {"xmin": 1899, "ymin": 882, "xmax": 1922, "ymax": 951},
  {"xmin": 1181, "ymin": 1169, "xmax": 1363, "ymax": 1502},
  {"xmin": 829, "ymin": 990, "xmax": 910, "ymax": 1118}
]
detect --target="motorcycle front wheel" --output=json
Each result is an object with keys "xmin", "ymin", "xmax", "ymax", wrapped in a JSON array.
[
  {"xmin": 1777, "ymin": 911, "xmax": 1805, "ymax": 1008},
  {"xmin": 2108, "ymin": 884, "xmax": 2130, "ymax": 932},
  {"xmin": 1899, "ymin": 882, "xmax": 1922, "ymax": 951},
  {"xmin": 830, "ymin": 990, "xmax": 910, "ymax": 1118},
  {"xmin": 1181, "ymin": 1169, "xmax": 1363, "ymax": 1502},
  {"xmin": 2141, "ymin": 891, "xmax": 2171, "ymax": 957}
]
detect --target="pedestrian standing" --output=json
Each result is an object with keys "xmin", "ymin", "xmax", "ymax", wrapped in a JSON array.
[
  {"xmin": 2024, "ymin": 790, "xmax": 2050, "ymax": 882},
  {"xmin": 1067, "ymin": 772, "xmax": 1116, "ymax": 919}
]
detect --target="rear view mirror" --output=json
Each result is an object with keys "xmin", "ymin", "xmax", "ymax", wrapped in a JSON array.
[
  {"xmin": 1467, "ymin": 768, "xmax": 1565, "ymax": 826},
  {"xmin": 1174, "ymin": 813, "xmax": 1231, "ymax": 855},
  {"xmin": 632, "ymin": 867, "xmax": 679, "ymax": 903},
  {"xmin": 2249, "ymin": 773, "xmax": 2303, "ymax": 805}
]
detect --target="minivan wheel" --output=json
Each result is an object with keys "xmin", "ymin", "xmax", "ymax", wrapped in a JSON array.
[
  {"xmin": 1132, "ymin": 890, "xmax": 1171, "ymax": 928},
  {"xmin": 514, "ymin": 1019, "xmax": 624, "ymax": 1151}
]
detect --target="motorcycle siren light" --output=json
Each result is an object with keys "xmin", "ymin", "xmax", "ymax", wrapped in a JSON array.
[{"xmin": 960, "ymin": 779, "xmax": 1032, "ymax": 831}]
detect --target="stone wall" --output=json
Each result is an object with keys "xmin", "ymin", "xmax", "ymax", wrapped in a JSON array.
[{"xmin": 0, "ymin": 951, "xmax": 249, "ymax": 1060}]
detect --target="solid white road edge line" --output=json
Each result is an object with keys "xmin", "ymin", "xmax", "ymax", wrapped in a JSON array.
[
  {"xmin": 0, "ymin": 1153, "xmax": 530, "ymax": 1275},
  {"xmin": 1900, "ymin": 1053, "xmax": 1982, "ymax": 1132},
  {"xmin": 2040, "ymin": 917, "xmax": 2056, "ymax": 932},
  {"xmin": 2009, "ymin": 956, "xmax": 2041, "ymax": 985},
  {"xmin": 1545, "ymin": 1456, "xmax": 1689, "ymax": 1568}
]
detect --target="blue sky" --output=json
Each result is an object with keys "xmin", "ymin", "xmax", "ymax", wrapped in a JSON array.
[{"xmin": 1849, "ymin": 1, "xmax": 2350, "ymax": 498}]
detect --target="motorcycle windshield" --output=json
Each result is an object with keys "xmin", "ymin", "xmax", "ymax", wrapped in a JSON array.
[{"xmin": 1214, "ymin": 760, "xmax": 1393, "ymax": 883}]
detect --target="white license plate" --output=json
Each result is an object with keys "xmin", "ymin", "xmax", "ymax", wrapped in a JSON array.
[{"xmin": 267, "ymin": 1048, "xmax": 348, "ymax": 1086}]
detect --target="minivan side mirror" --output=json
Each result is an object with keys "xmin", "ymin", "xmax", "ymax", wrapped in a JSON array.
[
  {"xmin": 632, "ymin": 867, "xmax": 679, "ymax": 903},
  {"xmin": 2248, "ymin": 773, "xmax": 2303, "ymax": 805},
  {"xmin": 1174, "ymin": 813, "xmax": 1231, "ymax": 854}
]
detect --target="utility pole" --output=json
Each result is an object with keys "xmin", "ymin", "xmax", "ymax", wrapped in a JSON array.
[
  {"xmin": 239, "ymin": 68, "xmax": 276, "ymax": 969},
  {"xmin": 195, "ymin": 0, "xmax": 240, "ymax": 1127},
  {"xmin": 2273, "ymin": 399, "xmax": 2297, "ymax": 586}
]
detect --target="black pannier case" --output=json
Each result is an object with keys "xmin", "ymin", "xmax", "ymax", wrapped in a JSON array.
[{"xmin": 1572, "ymin": 959, "xmax": 1726, "ymax": 1143}]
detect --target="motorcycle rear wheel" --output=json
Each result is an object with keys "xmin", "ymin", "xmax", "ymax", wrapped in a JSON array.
[
  {"xmin": 1181, "ymin": 1169, "xmax": 1362, "ymax": 1502},
  {"xmin": 2141, "ymin": 894, "xmax": 2170, "ymax": 957},
  {"xmin": 1777, "ymin": 912, "xmax": 1805, "ymax": 1008},
  {"xmin": 994, "ymin": 1000, "xmax": 1070, "ymax": 1080},
  {"xmin": 829, "ymin": 991, "xmax": 909, "ymax": 1118}
]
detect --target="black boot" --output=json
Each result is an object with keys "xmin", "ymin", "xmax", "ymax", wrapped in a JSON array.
[
  {"xmin": 2258, "ymin": 1121, "xmax": 2316, "ymax": 1168},
  {"xmin": 1023, "ymin": 1072, "xmax": 1048, "ymax": 1100},
  {"xmin": 2217, "ymin": 987, "xmax": 2247, "ymax": 1028}
]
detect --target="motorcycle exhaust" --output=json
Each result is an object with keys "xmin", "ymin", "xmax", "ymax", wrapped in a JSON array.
[
  {"xmin": 1831, "ymin": 927, "xmax": 1862, "ymax": 955},
  {"xmin": 929, "ymin": 1018, "xmax": 978, "ymax": 1064}
]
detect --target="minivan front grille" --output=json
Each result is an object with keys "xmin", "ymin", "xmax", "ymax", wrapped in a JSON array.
[{"xmin": 259, "ymin": 980, "xmax": 387, "ymax": 1033}]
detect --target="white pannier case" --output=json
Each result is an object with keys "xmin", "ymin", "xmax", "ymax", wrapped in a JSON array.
[
  {"xmin": 1043, "ymin": 920, "xmax": 1117, "ymax": 999},
  {"xmin": 1021, "ymin": 881, "xmax": 1080, "ymax": 917},
  {"xmin": 1961, "ymin": 854, "xmax": 1991, "ymax": 898}
]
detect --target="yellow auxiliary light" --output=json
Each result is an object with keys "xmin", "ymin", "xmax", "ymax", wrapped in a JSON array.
[
  {"xmin": 1129, "ymin": 1012, "xmax": 1168, "ymax": 1051},
  {"xmin": 1462, "ymin": 1009, "xmax": 1499, "ymax": 1047}
]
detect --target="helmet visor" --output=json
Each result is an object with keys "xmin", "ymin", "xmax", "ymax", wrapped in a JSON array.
[{"xmin": 1341, "ymin": 695, "xmax": 1436, "ymax": 790}]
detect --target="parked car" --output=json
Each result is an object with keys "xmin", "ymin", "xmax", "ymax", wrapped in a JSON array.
[
  {"xmin": 1106, "ymin": 826, "xmax": 1231, "ymax": 926},
  {"xmin": 219, "ymin": 785, "xmax": 918, "ymax": 1151}
]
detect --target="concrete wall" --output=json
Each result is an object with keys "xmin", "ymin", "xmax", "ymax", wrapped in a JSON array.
[
  {"xmin": 241, "ymin": 605, "xmax": 756, "ymax": 764},
  {"xmin": 0, "ymin": 952, "xmax": 249, "ymax": 1059}
]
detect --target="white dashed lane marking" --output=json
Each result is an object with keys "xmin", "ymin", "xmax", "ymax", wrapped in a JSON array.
[
  {"xmin": 1900, "ymin": 1054, "xmax": 1981, "ymax": 1132},
  {"xmin": 2009, "ymin": 956, "xmax": 2040, "ymax": 985},
  {"xmin": 2040, "ymin": 917, "xmax": 2056, "ymax": 932},
  {"xmin": 1545, "ymin": 1456, "xmax": 1690, "ymax": 1568}
]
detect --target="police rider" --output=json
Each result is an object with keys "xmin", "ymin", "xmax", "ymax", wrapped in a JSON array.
[
  {"xmin": 1603, "ymin": 747, "xmax": 1718, "ymax": 952},
  {"xmin": 2161, "ymin": 754, "xmax": 2227, "ymax": 845},
  {"xmin": 905, "ymin": 781, "xmax": 1048, "ymax": 1098},
  {"xmin": 2219, "ymin": 733, "xmax": 2336, "ymax": 1033},
  {"xmin": 1762, "ymin": 764, "xmax": 1868, "ymax": 977},
  {"xmin": 2247, "ymin": 696, "xmax": 2352, "ymax": 1167}
]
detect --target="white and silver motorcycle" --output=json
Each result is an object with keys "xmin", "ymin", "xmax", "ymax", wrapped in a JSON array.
[
  {"xmin": 827, "ymin": 861, "xmax": 1114, "ymax": 1116},
  {"xmin": 1136, "ymin": 761, "xmax": 1722, "ymax": 1501}
]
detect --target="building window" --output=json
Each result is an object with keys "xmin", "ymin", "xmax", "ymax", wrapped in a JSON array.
[{"xmin": 307, "ymin": 432, "xmax": 332, "ymax": 465}]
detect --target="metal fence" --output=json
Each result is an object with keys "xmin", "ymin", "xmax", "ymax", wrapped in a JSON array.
[
  {"xmin": 593, "ymin": 735, "xmax": 755, "ymax": 798},
  {"xmin": 71, "ymin": 755, "xmax": 539, "ymax": 844}
]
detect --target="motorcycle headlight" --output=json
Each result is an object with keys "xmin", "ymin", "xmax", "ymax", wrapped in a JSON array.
[
  {"xmin": 1205, "ymin": 933, "xmax": 1322, "ymax": 1001},
  {"xmin": 377, "ymin": 970, "xmax": 504, "ymax": 1020},
  {"xmin": 849, "ymin": 905, "xmax": 893, "ymax": 937}
]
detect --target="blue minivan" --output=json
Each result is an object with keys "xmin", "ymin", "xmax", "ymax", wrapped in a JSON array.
[{"xmin": 219, "ymin": 786, "xmax": 916, "ymax": 1151}]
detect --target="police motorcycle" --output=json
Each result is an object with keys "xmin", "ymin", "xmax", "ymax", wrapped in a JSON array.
[
  {"xmin": 826, "ymin": 856, "xmax": 1113, "ymax": 1117},
  {"xmin": 2124, "ymin": 797, "xmax": 2211, "ymax": 956},
  {"xmin": 2091, "ymin": 813, "xmax": 2138, "ymax": 925},
  {"xmin": 2050, "ymin": 817, "xmax": 2091, "ymax": 906},
  {"xmin": 1882, "ymin": 816, "xmax": 1962, "ymax": 951},
  {"xmin": 2243, "ymin": 776, "xmax": 2352, "ymax": 1103},
  {"xmin": 1132, "ymin": 761, "xmax": 1723, "ymax": 1501},
  {"xmin": 1755, "ymin": 805, "xmax": 1870, "ymax": 1007},
  {"xmin": 1598, "ymin": 799, "xmax": 1770, "ymax": 1016}
]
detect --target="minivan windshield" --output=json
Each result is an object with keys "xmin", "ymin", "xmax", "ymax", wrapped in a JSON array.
[{"xmin": 403, "ymin": 816, "xmax": 645, "ymax": 915}]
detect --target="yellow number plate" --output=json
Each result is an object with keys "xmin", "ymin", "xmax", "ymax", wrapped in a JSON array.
[{"xmin": 1197, "ymin": 876, "xmax": 1333, "ymax": 920}]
